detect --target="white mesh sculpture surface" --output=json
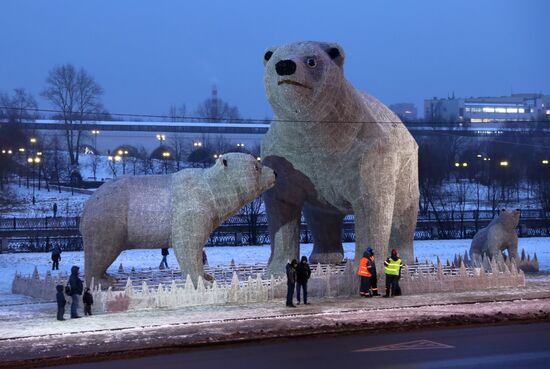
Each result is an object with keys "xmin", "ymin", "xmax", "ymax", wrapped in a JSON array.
[
  {"xmin": 81, "ymin": 153, "xmax": 275, "ymax": 285},
  {"xmin": 261, "ymin": 41, "xmax": 419, "ymax": 274}
]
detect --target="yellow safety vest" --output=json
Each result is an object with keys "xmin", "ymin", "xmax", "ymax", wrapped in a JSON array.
[{"xmin": 384, "ymin": 258, "xmax": 402, "ymax": 276}]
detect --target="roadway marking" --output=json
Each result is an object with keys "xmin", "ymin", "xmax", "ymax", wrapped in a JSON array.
[{"xmin": 354, "ymin": 339, "xmax": 455, "ymax": 352}]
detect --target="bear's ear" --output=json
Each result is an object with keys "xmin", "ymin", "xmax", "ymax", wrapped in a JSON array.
[
  {"xmin": 323, "ymin": 43, "xmax": 345, "ymax": 69},
  {"xmin": 263, "ymin": 46, "xmax": 277, "ymax": 66},
  {"xmin": 222, "ymin": 158, "xmax": 228, "ymax": 167}
]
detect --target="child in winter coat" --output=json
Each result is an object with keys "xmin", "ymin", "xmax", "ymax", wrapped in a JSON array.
[
  {"xmin": 56, "ymin": 284, "xmax": 67, "ymax": 321},
  {"xmin": 83, "ymin": 287, "xmax": 94, "ymax": 316}
]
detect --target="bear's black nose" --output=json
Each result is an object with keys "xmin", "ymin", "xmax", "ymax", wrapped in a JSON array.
[{"xmin": 275, "ymin": 60, "xmax": 296, "ymax": 76}]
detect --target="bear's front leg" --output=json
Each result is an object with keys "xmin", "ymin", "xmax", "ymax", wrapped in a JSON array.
[
  {"xmin": 262, "ymin": 155, "xmax": 308, "ymax": 276},
  {"xmin": 352, "ymin": 149, "xmax": 399, "ymax": 269},
  {"xmin": 171, "ymin": 212, "xmax": 209, "ymax": 284}
]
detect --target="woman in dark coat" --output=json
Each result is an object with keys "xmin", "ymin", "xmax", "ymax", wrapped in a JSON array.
[
  {"xmin": 68, "ymin": 265, "xmax": 83, "ymax": 318},
  {"xmin": 296, "ymin": 256, "xmax": 311, "ymax": 305}
]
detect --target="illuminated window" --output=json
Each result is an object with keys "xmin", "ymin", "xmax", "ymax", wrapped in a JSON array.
[
  {"xmin": 482, "ymin": 107, "xmax": 495, "ymax": 113},
  {"xmin": 471, "ymin": 118, "xmax": 483, "ymax": 123},
  {"xmin": 506, "ymin": 108, "xmax": 518, "ymax": 113},
  {"xmin": 465, "ymin": 107, "xmax": 471, "ymax": 112},
  {"xmin": 518, "ymin": 108, "xmax": 525, "ymax": 113},
  {"xmin": 495, "ymin": 107, "xmax": 506, "ymax": 113},
  {"xmin": 546, "ymin": 109, "xmax": 550, "ymax": 115}
]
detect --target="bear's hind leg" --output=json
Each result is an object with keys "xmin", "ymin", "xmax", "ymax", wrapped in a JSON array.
[{"xmin": 304, "ymin": 204, "xmax": 344, "ymax": 264}]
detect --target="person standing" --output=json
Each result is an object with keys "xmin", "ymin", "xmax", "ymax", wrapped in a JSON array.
[
  {"xmin": 357, "ymin": 250, "xmax": 372, "ymax": 297},
  {"xmin": 286, "ymin": 259, "xmax": 298, "ymax": 307},
  {"xmin": 296, "ymin": 256, "xmax": 311, "ymax": 305},
  {"xmin": 51, "ymin": 245, "xmax": 61, "ymax": 270},
  {"xmin": 160, "ymin": 248, "xmax": 169, "ymax": 269},
  {"xmin": 83, "ymin": 287, "xmax": 94, "ymax": 316},
  {"xmin": 202, "ymin": 249, "xmax": 208, "ymax": 266},
  {"xmin": 68, "ymin": 265, "xmax": 83, "ymax": 318},
  {"xmin": 383, "ymin": 249, "xmax": 402, "ymax": 298},
  {"xmin": 56, "ymin": 284, "xmax": 67, "ymax": 321},
  {"xmin": 53, "ymin": 202, "xmax": 58, "ymax": 218},
  {"xmin": 367, "ymin": 247, "xmax": 380, "ymax": 296}
]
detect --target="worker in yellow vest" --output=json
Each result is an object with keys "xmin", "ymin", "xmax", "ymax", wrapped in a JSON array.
[
  {"xmin": 383, "ymin": 249, "xmax": 402, "ymax": 298},
  {"xmin": 357, "ymin": 250, "xmax": 373, "ymax": 297}
]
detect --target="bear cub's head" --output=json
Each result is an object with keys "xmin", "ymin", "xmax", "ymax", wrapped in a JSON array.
[
  {"xmin": 497, "ymin": 208, "xmax": 520, "ymax": 229},
  {"xmin": 263, "ymin": 41, "xmax": 345, "ymax": 120},
  {"xmin": 213, "ymin": 153, "xmax": 276, "ymax": 202}
]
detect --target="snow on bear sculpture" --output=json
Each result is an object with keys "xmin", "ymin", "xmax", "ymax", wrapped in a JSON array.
[
  {"xmin": 80, "ymin": 153, "xmax": 276, "ymax": 285},
  {"xmin": 261, "ymin": 41, "xmax": 419, "ymax": 274},
  {"xmin": 469, "ymin": 209, "xmax": 520, "ymax": 265}
]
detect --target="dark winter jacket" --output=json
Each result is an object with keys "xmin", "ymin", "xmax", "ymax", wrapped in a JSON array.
[
  {"xmin": 368, "ymin": 256, "xmax": 377, "ymax": 278},
  {"xmin": 162, "ymin": 248, "xmax": 169, "ymax": 256},
  {"xmin": 83, "ymin": 290, "xmax": 94, "ymax": 305},
  {"xmin": 51, "ymin": 247, "xmax": 61, "ymax": 261},
  {"xmin": 296, "ymin": 262, "xmax": 311, "ymax": 284},
  {"xmin": 286, "ymin": 263, "xmax": 297, "ymax": 285},
  {"xmin": 56, "ymin": 285, "xmax": 66, "ymax": 307},
  {"xmin": 69, "ymin": 266, "xmax": 83, "ymax": 295}
]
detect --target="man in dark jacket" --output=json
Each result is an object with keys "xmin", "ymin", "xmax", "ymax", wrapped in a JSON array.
[
  {"xmin": 367, "ymin": 247, "xmax": 380, "ymax": 296},
  {"xmin": 51, "ymin": 246, "xmax": 61, "ymax": 270},
  {"xmin": 286, "ymin": 259, "xmax": 298, "ymax": 307},
  {"xmin": 296, "ymin": 256, "xmax": 311, "ymax": 305},
  {"xmin": 69, "ymin": 265, "xmax": 84, "ymax": 318},
  {"xmin": 160, "ymin": 248, "xmax": 169, "ymax": 269},
  {"xmin": 83, "ymin": 287, "xmax": 94, "ymax": 316},
  {"xmin": 56, "ymin": 284, "xmax": 66, "ymax": 321}
]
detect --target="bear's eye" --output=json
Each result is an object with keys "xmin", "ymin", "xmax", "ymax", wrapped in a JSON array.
[
  {"xmin": 254, "ymin": 164, "xmax": 259, "ymax": 171},
  {"xmin": 306, "ymin": 57, "xmax": 316, "ymax": 68}
]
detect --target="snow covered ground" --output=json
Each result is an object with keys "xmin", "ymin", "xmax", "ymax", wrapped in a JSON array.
[{"xmin": 1, "ymin": 238, "xmax": 548, "ymax": 296}]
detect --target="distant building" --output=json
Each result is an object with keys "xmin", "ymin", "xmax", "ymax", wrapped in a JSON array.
[
  {"xmin": 424, "ymin": 93, "xmax": 550, "ymax": 123},
  {"xmin": 389, "ymin": 103, "xmax": 417, "ymax": 121}
]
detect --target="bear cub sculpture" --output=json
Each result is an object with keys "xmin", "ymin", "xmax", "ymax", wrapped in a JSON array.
[
  {"xmin": 261, "ymin": 41, "xmax": 419, "ymax": 274},
  {"xmin": 470, "ymin": 208, "xmax": 520, "ymax": 265},
  {"xmin": 81, "ymin": 153, "xmax": 276, "ymax": 285}
]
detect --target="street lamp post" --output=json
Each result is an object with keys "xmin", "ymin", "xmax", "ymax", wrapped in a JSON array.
[
  {"xmin": 162, "ymin": 151, "xmax": 170, "ymax": 174},
  {"xmin": 91, "ymin": 130, "xmax": 100, "ymax": 152}
]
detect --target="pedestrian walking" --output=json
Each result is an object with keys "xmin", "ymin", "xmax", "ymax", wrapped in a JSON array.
[
  {"xmin": 83, "ymin": 287, "xmax": 94, "ymax": 316},
  {"xmin": 286, "ymin": 259, "xmax": 298, "ymax": 307},
  {"xmin": 56, "ymin": 284, "xmax": 66, "ymax": 321},
  {"xmin": 357, "ymin": 250, "xmax": 372, "ymax": 297},
  {"xmin": 367, "ymin": 247, "xmax": 380, "ymax": 296},
  {"xmin": 51, "ymin": 245, "xmax": 62, "ymax": 270},
  {"xmin": 53, "ymin": 202, "xmax": 58, "ymax": 218},
  {"xmin": 383, "ymin": 249, "xmax": 403, "ymax": 298},
  {"xmin": 68, "ymin": 265, "xmax": 83, "ymax": 318},
  {"xmin": 202, "ymin": 249, "xmax": 208, "ymax": 266},
  {"xmin": 296, "ymin": 256, "xmax": 311, "ymax": 305},
  {"xmin": 159, "ymin": 248, "xmax": 169, "ymax": 269}
]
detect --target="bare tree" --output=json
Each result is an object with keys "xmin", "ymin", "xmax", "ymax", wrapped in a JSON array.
[
  {"xmin": 195, "ymin": 85, "xmax": 241, "ymax": 123},
  {"xmin": 41, "ymin": 64, "xmax": 106, "ymax": 168}
]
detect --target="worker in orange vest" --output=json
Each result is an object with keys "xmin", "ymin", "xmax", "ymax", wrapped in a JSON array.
[{"xmin": 357, "ymin": 250, "xmax": 373, "ymax": 297}]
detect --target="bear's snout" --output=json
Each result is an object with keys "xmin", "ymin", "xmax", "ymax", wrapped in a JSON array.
[{"xmin": 275, "ymin": 60, "xmax": 296, "ymax": 76}]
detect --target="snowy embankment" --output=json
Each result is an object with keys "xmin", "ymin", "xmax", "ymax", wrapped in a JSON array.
[{"xmin": 2, "ymin": 239, "xmax": 549, "ymax": 296}]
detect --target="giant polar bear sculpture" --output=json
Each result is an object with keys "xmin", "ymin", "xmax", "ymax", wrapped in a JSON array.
[
  {"xmin": 469, "ymin": 209, "xmax": 520, "ymax": 265},
  {"xmin": 81, "ymin": 153, "xmax": 276, "ymax": 285},
  {"xmin": 261, "ymin": 41, "xmax": 419, "ymax": 274}
]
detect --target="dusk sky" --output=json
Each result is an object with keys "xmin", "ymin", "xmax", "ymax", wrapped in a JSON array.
[{"xmin": 1, "ymin": 0, "xmax": 549, "ymax": 119}]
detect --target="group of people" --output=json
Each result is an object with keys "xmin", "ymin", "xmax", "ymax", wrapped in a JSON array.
[
  {"xmin": 359, "ymin": 248, "xmax": 403, "ymax": 298},
  {"xmin": 284, "ymin": 248, "xmax": 404, "ymax": 307},
  {"xmin": 285, "ymin": 256, "xmax": 312, "ymax": 307},
  {"xmin": 56, "ymin": 265, "xmax": 93, "ymax": 320}
]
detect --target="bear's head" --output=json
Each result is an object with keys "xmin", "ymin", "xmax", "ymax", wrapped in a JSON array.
[
  {"xmin": 263, "ymin": 41, "xmax": 345, "ymax": 121},
  {"xmin": 213, "ymin": 153, "xmax": 276, "ymax": 204},
  {"xmin": 497, "ymin": 208, "xmax": 520, "ymax": 230}
]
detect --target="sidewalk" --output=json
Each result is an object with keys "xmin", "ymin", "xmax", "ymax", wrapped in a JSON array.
[{"xmin": 1, "ymin": 279, "xmax": 550, "ymax": 368}]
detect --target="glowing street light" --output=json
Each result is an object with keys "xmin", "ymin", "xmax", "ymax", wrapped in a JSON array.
[
  {"xmin": 162, "ymin": 152, "xmax": 171, "ymax": 158},
  {"xmin": 256, "ymin": 156, "xmax": 261, "ymax": 161},
  {"xmin": 29, "ymin": 137, "xmax": 37, "ymax": 144},
  {"xmin": 462, "ymin": 162, "xmax": 468, "ymax": 167},
  {"xmin": 542, "ymin": 160, "xmax": 549, "ymax": 165},
  {"xmin": 193, "ymin": 141, "xmax": 203, "ymax": 148},
  {"xmin": 454, "ymin": 162, "xmax": 460, "ymax": 167},
  {"xmin": 499, "ymin": 161, "xmax": 509, "ymax": 167}
]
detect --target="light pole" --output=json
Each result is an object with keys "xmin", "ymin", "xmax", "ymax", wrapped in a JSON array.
[
  {"xmin": 91, "ymin": 130, "xmax": 100, "ymax": 152},
  {"xmin": 162, "ymin": 151, "xmax": 170, "ymax": 174},
  {"xmin": 27, "ymin": 156, "xmax": 41, "ymax": 204}
]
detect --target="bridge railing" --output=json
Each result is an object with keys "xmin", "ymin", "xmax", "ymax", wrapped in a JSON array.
[{"xmin": 0, "ymin": 217, "xmax": 80, "ymax": 231}]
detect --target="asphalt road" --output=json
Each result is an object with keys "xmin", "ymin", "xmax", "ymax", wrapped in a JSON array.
[{"xmin": 40, "ymin": 322, "xmax": 550, "ymax": 369}]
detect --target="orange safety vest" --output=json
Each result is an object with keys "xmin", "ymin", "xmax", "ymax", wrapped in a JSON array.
[{"xmin": 357, "ymin": 257, "xmax": 372, "ymax": 277}]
